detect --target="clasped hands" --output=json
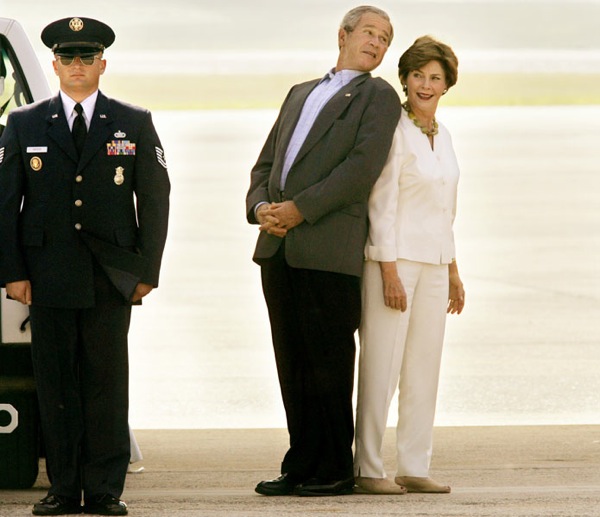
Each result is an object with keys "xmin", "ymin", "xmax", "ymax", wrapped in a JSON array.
[{"xmin": 257, "ymin": 201, "xmax": 304, "ymax": 237}]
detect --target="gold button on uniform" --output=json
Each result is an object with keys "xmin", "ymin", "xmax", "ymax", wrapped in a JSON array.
[
  {"xmin": 74, "ymin": 223, "xmax": 82, "ymax": 230},
  {"xmin": 74, "ymin": 199, "xmax": 83, "ymax": 207},
  {"xmin": 75, "ymin": 175, "xmax": 83, "ymax": 183}
]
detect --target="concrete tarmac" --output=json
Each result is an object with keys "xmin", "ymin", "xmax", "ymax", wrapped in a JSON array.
[{"xmin": 2, "ymin": 425, "xmax": 600, "ymax": 516}]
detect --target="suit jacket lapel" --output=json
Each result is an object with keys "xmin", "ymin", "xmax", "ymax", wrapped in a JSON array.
[
  {"xmin": 46, "ymin": 94, "xmax": 78, "ymax": 163},
  {"xmin": 77, "ymin": 91, "xmax": 113, "ymax": 172},
  {"xmin": 271, "ymin": 79, "xmax": 320, "ymax": 186},
  {"xmin": 292, "ymin": 73, "xmax": 370, "ymax": 168}
]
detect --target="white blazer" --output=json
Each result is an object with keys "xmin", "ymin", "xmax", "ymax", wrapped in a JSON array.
[{"xmin": 365, "ymin": 107, "xmax": 460, "ymax": 265}]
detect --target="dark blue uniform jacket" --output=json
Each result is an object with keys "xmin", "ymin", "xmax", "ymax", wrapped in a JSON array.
[{"xmin": 0, "ymin": 91, "xmax": 170, "ymax": 308}]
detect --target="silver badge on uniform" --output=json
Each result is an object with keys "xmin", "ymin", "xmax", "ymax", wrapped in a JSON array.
[{"xmin": 114, "ymin": 166, "xmax": 124, "ymax": 185}]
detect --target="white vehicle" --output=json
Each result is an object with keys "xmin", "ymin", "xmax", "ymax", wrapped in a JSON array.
[{"xmin": 0, "ymin": 18, "xmax": 51, "ymax": 345}]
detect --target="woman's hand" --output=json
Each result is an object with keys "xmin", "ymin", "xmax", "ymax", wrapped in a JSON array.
[
  {"xmin": 380, "ymin": 262, "xmax": 407, "ymax": 311},
  {"xmin": 447, "ymin": 260, "xmax": 465, "ymax": 314}
]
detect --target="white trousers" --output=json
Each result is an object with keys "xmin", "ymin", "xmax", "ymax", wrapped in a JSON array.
[{"xmin": 354, "ymin": 259, "xmax": 449, "ymax": 478}]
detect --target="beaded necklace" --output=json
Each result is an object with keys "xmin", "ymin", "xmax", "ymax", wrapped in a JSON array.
[{"xmin": 402, "ymin": 102, "xmax": 438, "ymax": 137}]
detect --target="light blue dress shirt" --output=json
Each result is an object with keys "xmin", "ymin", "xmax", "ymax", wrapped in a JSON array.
[{"xmin": 279, "ymin": 68, "xmax": 365, "ymax": 190}]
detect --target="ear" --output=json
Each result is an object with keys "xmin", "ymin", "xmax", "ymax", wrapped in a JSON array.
[
  {"xmin": 52, "ymin": 59, "xmax": 59, "ymax": 76},
  {"xmin": 338, "ymin": 27, "xmax": 347, "ymax": 48},
  {"xmin": 99, "ymin": 59, "xmax": 107, "ymax": 75}
]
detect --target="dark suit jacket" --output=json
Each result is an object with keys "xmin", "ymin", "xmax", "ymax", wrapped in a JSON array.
[
  {"xmin": 0, "ymin": 91, "xmax": 170, "ymax": 308},
  {"xmin": 246, "ymin": 73, "xmax": 400, "ymax": 277}
]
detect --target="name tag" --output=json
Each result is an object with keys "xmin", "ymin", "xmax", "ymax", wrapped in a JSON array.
[{"xmin": 27, "ymin": 146, "xmax": 48, "ymax": 153}]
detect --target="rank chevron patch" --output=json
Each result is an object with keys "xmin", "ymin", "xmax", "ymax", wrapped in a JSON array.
[{"xmin": 155, "ymin": 146, "xmax": 167, "ymax": 169}]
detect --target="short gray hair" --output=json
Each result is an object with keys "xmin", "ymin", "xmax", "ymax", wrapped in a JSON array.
[{"xmin": 340, "ymin": 5, "xmax": 394, "ymax": 44}]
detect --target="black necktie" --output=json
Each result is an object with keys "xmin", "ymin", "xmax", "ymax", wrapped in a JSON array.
[{"xmin": 72, "ymin": 103, "xmax": 87, "ymax": 157}]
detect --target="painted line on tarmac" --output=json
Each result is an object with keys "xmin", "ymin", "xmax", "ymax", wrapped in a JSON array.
[{"xmin": 121, "ymin": 485, "xmax": 600, "ymax": 498}]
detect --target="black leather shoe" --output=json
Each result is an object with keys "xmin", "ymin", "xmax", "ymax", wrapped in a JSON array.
[
  {"xmin": 32, "ymin": 495, "xmax": 82, "ymax": 515},
  {"xmin": 255, "ymin": 473, "xmax": 299, "ymax": 496},
  {"xmin": 295, "ymin": 477, "xmax": 355, "ymax": 496},
  {"xmin": 83, "ymin": 495, "xmax": 128, "ymax": 515}
]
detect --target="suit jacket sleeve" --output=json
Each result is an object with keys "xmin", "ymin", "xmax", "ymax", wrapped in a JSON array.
[{"xmin": 245, "ymin": 87, "xmax": 295, "ymax": 224}]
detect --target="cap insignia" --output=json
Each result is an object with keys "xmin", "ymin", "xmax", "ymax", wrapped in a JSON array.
[{"xmin": 69, "ymin": 18, "xmax": 84, "ymax": 32}]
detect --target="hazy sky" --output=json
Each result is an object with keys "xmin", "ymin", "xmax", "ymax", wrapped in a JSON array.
[
  {"xmin": 2, "ymin": 0, "xmax": 599, "ymax": 79},
  {"xmin": 1, "ymin": 0, "xmax": 599, "ymax": 55}
]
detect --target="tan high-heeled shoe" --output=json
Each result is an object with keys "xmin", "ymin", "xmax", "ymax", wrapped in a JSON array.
[
  {"xmin": 394, "ymin": 476, "xmax": 451, "ymax": 493},
  {"xmin": 355, "ymin": 476, "xmax": 407, "ymax": 494}
]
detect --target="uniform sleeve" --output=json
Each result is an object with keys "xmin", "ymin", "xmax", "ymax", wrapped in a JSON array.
[
  {"xmin": 0, "ymin": 112, "xmax": 29, "ymax": 285},
  {"xmin": 132, "ymin": 110, "xmax": 171, "ymax": 286}
]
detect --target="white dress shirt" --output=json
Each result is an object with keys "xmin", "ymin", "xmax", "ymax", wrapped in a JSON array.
[
  {"xmin": 60, "ymin": 89, "xmax": 98, "ymax": 131},
  {"xmin": 365, "ymin": 107, "xmax": 460, "ymax": 265}
]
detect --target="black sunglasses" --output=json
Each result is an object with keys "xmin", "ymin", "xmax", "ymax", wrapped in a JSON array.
[{"xmin": 56, "ymin": 55, "xmax": 100, "ymax": 66}]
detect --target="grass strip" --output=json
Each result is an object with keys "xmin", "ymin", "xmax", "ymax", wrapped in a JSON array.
[{"xmin": 101, "ymin": 73, "xmax": 600, "ymax": 110}]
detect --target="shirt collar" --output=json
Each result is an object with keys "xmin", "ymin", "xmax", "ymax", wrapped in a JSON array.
[
  {"xmin": 320, "ymin": 68, "xmax": 367, "ymax": 86},
  {"xmin": 60, "ymin": 90, "xmax": 99, "ymax": 126}
]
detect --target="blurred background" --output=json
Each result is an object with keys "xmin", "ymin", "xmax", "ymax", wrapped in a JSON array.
[
  {"xmin": 1, "ymin": 0, "xmax": 599, "ymax": 429},
  {"xmin": 3, "ymin": 0, "xmax": 600, "ymax": 108}
]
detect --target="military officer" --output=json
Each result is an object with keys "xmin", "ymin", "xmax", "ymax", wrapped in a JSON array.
[{"xmin": 0, "ymin": 17, "xmax": 170, "ymax": 516}]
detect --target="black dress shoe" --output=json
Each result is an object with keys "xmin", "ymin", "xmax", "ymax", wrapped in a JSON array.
[
  {"xmin": 83, "ymin": 495, "xmax": 128, "ymax": 516},
  {"xmin": 32, "ymin": 494, "xmax": 82, "ymax": 515},
  {"xmin": 295, "ymin": 477, "xmax": 355, "ymax": 497},
  {"xmin": 255, "ymin": 473, "xmax": 299, "ymax": 496}
]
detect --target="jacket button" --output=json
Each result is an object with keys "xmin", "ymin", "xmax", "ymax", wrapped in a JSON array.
[
  {"xmin": 74, "ymin": 199, "xmax": 83, "ymax": 207},
  {"xmin": 75, "ymin": 175, "xmax": 83, "ymax": 183},
  {"xmin": 74, "ymin": 223, "xmax": 82, "ymax": 230}
]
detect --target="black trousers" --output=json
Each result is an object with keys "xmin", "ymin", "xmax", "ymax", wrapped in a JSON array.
[
  {"xmin": 29, "ymin": 267, "xmax": 132, "ymax": 501},
  {"xmin": 260, "ymin": 245, "xmax": 361, "ymax": 482}
]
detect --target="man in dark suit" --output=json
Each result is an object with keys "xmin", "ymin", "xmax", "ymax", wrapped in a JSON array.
[
  {"xmin": 0, "ymin": 17, "xmax": 170, "ymax": 516},
  {"xmin": 246, "ymin": 6, "xmax": 401, "ymax": 497}
]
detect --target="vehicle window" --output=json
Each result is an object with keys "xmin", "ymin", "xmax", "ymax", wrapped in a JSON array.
[{"xmin": 0, "ymin": 35, "xmax": 33, "ymax": 135}]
